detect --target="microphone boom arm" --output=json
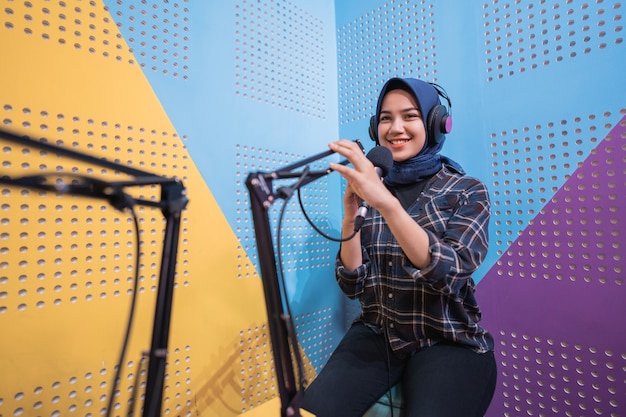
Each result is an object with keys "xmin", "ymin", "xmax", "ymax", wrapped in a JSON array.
[
  {"xmin": 0, "ymin": 129, "xmax": 188, "ymax": 417},
  {"xmin": 245, "ymin": 144, "xmax": 354, "ymax": 417}
]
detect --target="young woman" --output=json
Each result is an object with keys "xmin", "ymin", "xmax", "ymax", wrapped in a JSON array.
[{"xmin": 301, "ymin": 78, "xmax": 497, "ymax": 417}]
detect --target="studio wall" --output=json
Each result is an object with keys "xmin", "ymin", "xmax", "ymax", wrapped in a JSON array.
[{"xmin": 0, "ymin": 1, "xmax": 624, "ymax": 417}]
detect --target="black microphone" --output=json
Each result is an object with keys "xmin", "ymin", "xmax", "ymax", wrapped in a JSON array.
[{"xmin": 353, "ymin": 146, "xmax": 393, "ymax": 232}]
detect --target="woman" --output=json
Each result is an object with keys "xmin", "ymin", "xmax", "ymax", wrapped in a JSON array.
[{"xmin": 301, "ymin": 78, "xmax": 497, "ymax": 417}]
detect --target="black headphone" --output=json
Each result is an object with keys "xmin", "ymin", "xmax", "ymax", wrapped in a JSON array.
[{"xmin": 368, "ymin": 82, "xmax": 453, "ymax": 145}]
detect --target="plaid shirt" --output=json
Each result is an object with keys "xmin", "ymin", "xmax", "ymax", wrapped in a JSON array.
[{"xmin": 336, "ymin": 164, "xmax": 494, "ymax": 357}]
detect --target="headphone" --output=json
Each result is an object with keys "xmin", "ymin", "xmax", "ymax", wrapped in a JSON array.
[{"xmin": 368, "ymin": 82, "xmax": 453, "ymax": 145}]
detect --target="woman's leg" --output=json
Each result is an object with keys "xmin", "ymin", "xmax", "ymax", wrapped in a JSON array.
[
  {"xmin": 300, "ymin": 322, "xmax": 404, "ymax": 417},
  {"xmin": 401, "ymin": 343, "xmax": 497, "ymax": 417}
]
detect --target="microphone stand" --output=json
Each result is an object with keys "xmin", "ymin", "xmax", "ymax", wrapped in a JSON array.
[
  {"xmin": 0, "ymin": 129, "xmax": 188, "ymax": 417},
  {"xmin": 245, "ymin": 147, "xmax": 348, "ymax": 417}
]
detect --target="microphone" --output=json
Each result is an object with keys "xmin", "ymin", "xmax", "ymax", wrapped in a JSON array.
[{"xmin": 353, "ymin": 146, "xmax": 393, "ymax": 232}]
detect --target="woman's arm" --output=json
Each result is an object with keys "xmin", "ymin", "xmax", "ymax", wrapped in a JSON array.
[{"xmin": 329, "ymin": 140, "xmax": 432, "ymax": 269}]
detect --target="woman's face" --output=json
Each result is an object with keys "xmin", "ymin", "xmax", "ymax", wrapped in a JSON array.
[{"xmin": 377, "ymin": 89, "xmax": 427, "ymax": 162}]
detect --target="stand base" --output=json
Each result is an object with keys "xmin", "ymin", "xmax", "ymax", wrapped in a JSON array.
[{"xmin": 241, "ymin": 398, "xmax": 316, "ymax": 417}]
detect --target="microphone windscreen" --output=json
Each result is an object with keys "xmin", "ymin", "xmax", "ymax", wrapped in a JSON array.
[{"xmin": 366, "ymin": 146, "xmax": 393, "ymax": 177}]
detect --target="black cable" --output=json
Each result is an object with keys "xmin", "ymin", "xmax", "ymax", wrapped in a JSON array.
[
  {"xmin": 0, "ymin": 172, "xmax": 141, "ymax": 416},
  {"xmin": 275, "ymin": 168, "xmax": 312, "ymax": 393},
  {"xmin": 105, "ymin": 204, "xmax": 141, "ymax": 417},
  {"xmin": 276, "ymin": 199, "xmax": 307, "ymax": 393},
  {"xmin": 270, "ymin": 161, "xmax": 364, "ymax": 400},
  {"xmin": 296, "ymin": 187, "xmax": 358, "ymax": 243}
]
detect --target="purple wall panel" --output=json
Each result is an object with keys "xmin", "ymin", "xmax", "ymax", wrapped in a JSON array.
[{"xmin": 480, "ymin": 115, "xmax": 626, "ymax": 416}]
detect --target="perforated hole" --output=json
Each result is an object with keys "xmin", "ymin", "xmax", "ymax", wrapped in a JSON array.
[
  {"xmin": 483, "ymin": 1, "xmax": 623, "ymax": 81},
  {"xmin": 234, "ymin": 0, "xmax": 327, "ymax": 118},
  {"xmin": 337, "ymin": 0, "xmax": 436, "ymax": 125}
]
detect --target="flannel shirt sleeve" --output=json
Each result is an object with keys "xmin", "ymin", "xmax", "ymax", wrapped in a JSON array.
[
  {"xmin": 405, "ymin": 178, "xmax": 490, "ymax": 298},
  {"xmin": 335, "ymin": 246, "xmax": 371, "ymax": 300}
]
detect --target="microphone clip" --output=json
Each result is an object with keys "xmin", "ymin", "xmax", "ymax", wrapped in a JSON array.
[{"xmin": 353, "ymin": 200, "xmax": 369, "ymax": 232}]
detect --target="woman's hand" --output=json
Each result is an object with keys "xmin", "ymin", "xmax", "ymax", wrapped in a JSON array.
[
  {"xmin": 329, "ymin": 139, "xmax": 432, "ymax": 269},
  {"xmin": 329, "ymin": 140, "xmax": 392, "ymax": 212}
]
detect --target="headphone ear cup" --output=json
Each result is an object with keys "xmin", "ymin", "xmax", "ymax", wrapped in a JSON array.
[
  {"xmin": 427, "ymin": 105, "xmax": 452, "ymax": 144},
  {"xmin": 368, "ymin": 116, "xmax": 378, "ymax": 143}
]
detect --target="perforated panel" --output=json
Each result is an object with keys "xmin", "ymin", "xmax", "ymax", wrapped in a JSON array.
[
  {"xmin": 480, "ymin": 4, "xmax": 626, "ymax": 416},
  {"xmin": 235, "ymin": 146, "xmax": 335, "ymax": 274},
  {"xmin": 490, "ymin": 112, "xmax": 618, "ymax": 257},
  {"xmin": 237, "ymin": 324, "xmax": 276, "ymax": 410},
  {"xmin": 481, "ymin": 113, "xmax": 626, "ymax": 416},
  {"xmin": 498, "ymin": 331, "xmax": 625, "ymax": 416},
  {"xmin": 234, "ymin": 0, "xmax": 328, "ymax": 118},
  {"xmin": 337, "ymin": 0, "xmax": 436, "ymax": 125},
  {"xmin": 0, "ymin": 91, "xmax": 194, "ymax": 417},
  {"xmin": 483, "ymin": 0, "xmax": 623, "ymax": 81},
  {"xmin": 294, "ymin": 308, "xmax": 335, "ymax": 373}
]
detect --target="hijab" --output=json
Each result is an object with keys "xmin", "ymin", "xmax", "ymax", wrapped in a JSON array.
[{"xmin": 372, "ymin": 78, "xmax": 464, "ymax": 186}]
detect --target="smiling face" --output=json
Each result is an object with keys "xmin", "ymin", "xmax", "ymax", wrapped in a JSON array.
[{"xmin": 377, "ymin": 88, "xmax": 427, "ymax": 162}]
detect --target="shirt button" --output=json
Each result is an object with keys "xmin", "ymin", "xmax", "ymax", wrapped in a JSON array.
[
  {"xmin": 388, "ymin": 261, "xmax": 393, "ymax": 267},
  {"xmin": 388, "ymin": 293, "xmax": 393, "ymax": 299},
  {"xmin": 389, "ymin": 322, "xmax": 395, "ymax": 329}
]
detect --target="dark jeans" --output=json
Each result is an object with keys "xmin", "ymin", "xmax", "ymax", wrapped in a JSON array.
[{"xmin": 301, "ymin": 322, "xmax": 497, "ymax": 417}]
